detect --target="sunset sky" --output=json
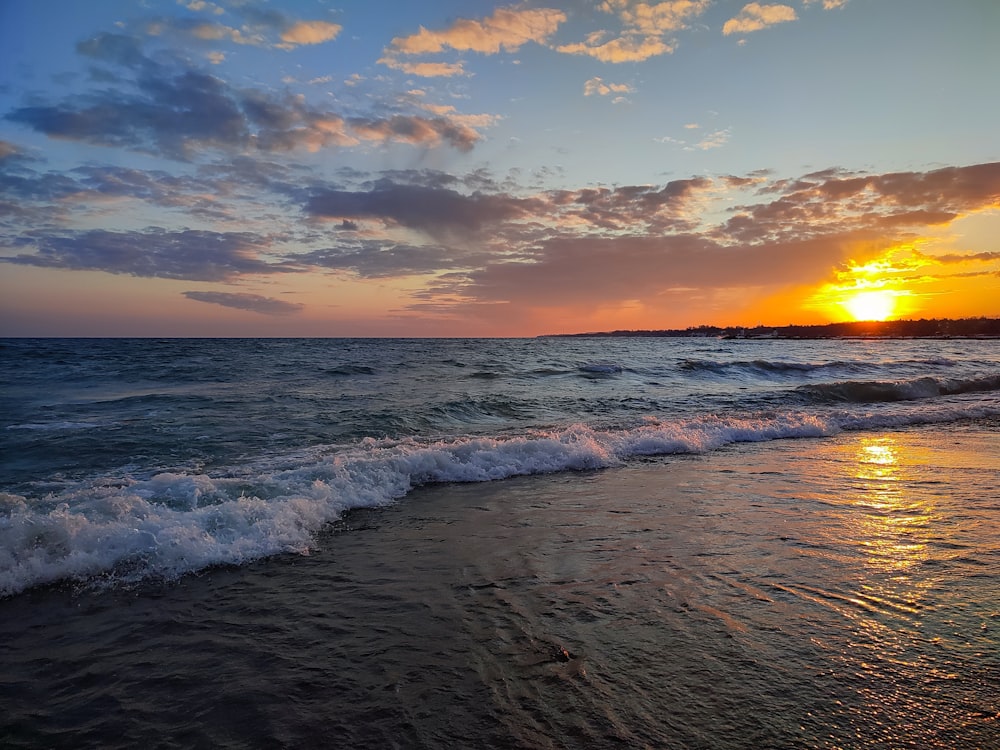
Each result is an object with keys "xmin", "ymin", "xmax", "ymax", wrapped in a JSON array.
[{"xmin": 1, "ymin": 0, "xmax": 998, "ymax": 336}]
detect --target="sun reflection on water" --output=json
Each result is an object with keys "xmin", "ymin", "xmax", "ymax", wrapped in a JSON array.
[{"xmin": 850, "ymin": 436, "xmax": 933, "ymax": 574}]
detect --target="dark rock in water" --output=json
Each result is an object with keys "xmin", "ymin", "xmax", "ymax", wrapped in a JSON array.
[{"xmin": 554, "ymin": 646, "xmax": 576, "ymax": 663}]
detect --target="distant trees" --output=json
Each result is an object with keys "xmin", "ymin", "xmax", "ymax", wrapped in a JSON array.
[{"xmin": 550, "ymin": 317, "xmax": 1000, "ymax": 339}]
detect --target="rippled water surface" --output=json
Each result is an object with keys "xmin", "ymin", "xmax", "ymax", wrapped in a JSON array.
[
  {"xmin": 1, "ymin": 337, "xmax": 998, "ymax": 747},
  {"xmin": 2, "ymin": 337, "xmax": 998, "ymax": 597},
  {"xmin": 2, "ymin": 422, "xmax": 997, "ymax": 748}
]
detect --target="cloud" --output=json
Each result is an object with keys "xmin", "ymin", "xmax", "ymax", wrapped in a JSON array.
[
  {"xmin": 557, "ymin": 32, "xmax": 674, "ymax": 63},
  {"xmin": 385, "ymin": 7, "xmax": 565, "ymax": 55},
  {"xmin": 655, "ymin": 126, "xmax": 731, "ymax": 151},
  {"xmin": 378, "ymin": 59, "xmax": 466, "ymax": 78},
  {"xmin": 434, "ymin": 232, "xmax": 863, "ymax": 310},
  {"xmin": 183, "ymin": 290, "xmax": 303, "ymax": 315},
  {"xmin": 5, "ymin": 37, "xmax": 492, "ymax": 158},
  {"xmin": 804, "ymin": 0, "xmax": 848, "ymax": 8},
  {"xmin": 722, "ymin": 162, "xmax": 1000, "ymax": 245},
  {"xmin": 300, "ymin": 173, "xmax": 716, "ymax": 245},
  {"xmin": 279, "ymin": 21, "xmax": 342, "ymax": 47},
  {"xmin": 583, "ymin": 77, "xmax": 635, "ymax": 97},
  {"xmin": 928, "ymin": 250, "xmax": 1000, "ymax": 264},
  {"xmin": 303, "ymin": 182, "xmax": 542, "ymax": 237},
  {"xmin": 295, "ymin": 241, "xmax": 482, "ymax": 278},
  {"xmin": 3, "ymin": 228, "xmax": 289, "ymax": 281},
  {"xmin": 723, "ymin": 3, "xmax": 798, "ymax": 36},
  {"xmin": 693, "ymin": 128, "xmax": 731, "ymax": 150},
  {"xmin": 603, "ymin": 0, "xmax": 712, "ymax": 35},
  {"xmin": 346, "ymin": 115, "xmax": 483, "ymax": 152},
  {"xmin": 149, "ymin": 4, "xmax": 342, "ymax": 50},
  {"xmin": 380, "ymin": 6, "xmax": 566, "ymax": 77},
  {"xmin": 557, "ymin": 0, "xmax": 709, "ymax": 62},
  {"xmin": 6, "ymin": 63, "xmax": 252, "ymax": 159},
  {"xmin": 0, "ymin": 141, "xmax": 22, "ymax": 160},
  {"xmin": 386, "ymin": 161, "xmax": 1000, "ymax": 322}
]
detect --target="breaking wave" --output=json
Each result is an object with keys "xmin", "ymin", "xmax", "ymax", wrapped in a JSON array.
[
  {"xmin": 799, "ymin": 373, "xmax": 1000, "ymax": 403},
  {"xmin": 3, "ymin": 400, "xmax": 998, "ymax": 599}
]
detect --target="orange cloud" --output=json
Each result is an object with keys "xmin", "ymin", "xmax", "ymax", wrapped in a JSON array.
[
  {"xmin": 558, "ymin": 33, "xmax": 673, "ymax": 62},
  {"xmin": 723, "ymin": 3, "xmax": 797, "ymax": 36},
  {"xmin": 605, "ymin": 0, "xmax": 711, "ymax": 35},
  {"xmin": 380, "ymin": 6, "xmax": 565, "ymax": 77},
  {"xmin": 558, "ymin": 0, "xmax": 709, "ymax": 62},
  {"xmin": 346, "ymin": 116, "xmax": 483, "ymax": 152},
  {"xmin": 385, "ymin": 7, "xmax": 566, "ymax": 55},
  {"xmin": 378, "ymin": 58, "xmax": 466, "ymax": 78},
  {"xmin": 583, "ymin": 77, "xmax": 635, "ymax": 96},
  {"xmin": 804, "ymin": 0, "xmax": 849, "ymax": 9},
  {"xmin": 279, "ymin": 21, "xmax": 342, "ymax": 46}
]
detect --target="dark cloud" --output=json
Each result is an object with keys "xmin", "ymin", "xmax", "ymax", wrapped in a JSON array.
[
  {"xmin": 0, "ymin": 140, "xmax": 32, "ymax": 163},
  {"xmin": 145, "ymin": 3, "xmax": 341, "ymax": 50},
  {"xmin": 3, "ymin": 228, "xmax": 290, "ymax": 281},
  {"xmin": 377, "ymin": 161, "xmax": 1000, "ymax": 318},
  {"xmin": 5, "ymin": 30, "xmax": 489, "ymax": 160},
  {"xmin": 0, "ymin": 142, "xmax": 81, "ymax": 229},
  {"xmin": 0, "ymin": 148, "xmax": 283, "ymax": 226},
  {"xmin": 726, "ymin": 161, "xmax": 1000, "ymax": 243},
  {"xmin": 182, "ymin": 290, "xmax": 303, "ymax": 315},
  {"xmin": 6, "ymin": 67, "xmax": 249, "ymax": 159},
  {"xmin": 76, "ymin": 31, "xmax": 149, "ymax": 69},
  {"xmin": 346, "ymin": 115, "xmax": 480, "ymax": 152},
  {"xmin": 0, "ymin": 154, "xmax": 80, "ymax": 203},
  {"xmin": 304, "ymin": 183, "xmax": 542, "ymax": 236},
  {"xmin": 295, "ymin": 240, "xmax": 484, "ymax": 278},
  {"xmin": 427, "ymin": 232, "xmax": 868, "ymax": 309},
  {"xmin": 929, "ymin": 250, "xmax": 1000, "ymax": 264}
]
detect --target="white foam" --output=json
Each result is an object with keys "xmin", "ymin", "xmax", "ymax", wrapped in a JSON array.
[{"xmin": 2, "ymin": 403, "xmax": 998, "ymax": 597}]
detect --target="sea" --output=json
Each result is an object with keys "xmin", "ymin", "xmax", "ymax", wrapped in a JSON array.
[{"xmin": 1, "ymin": 336, "xmax": 998, "ymax": 748}]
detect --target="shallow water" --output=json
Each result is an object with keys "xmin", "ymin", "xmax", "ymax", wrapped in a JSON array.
[
  {"xmin": 2, "ymin": 423, "xmax": 997, "ymax": 748},
  {"xmin": 3, "ymin": 337, "xmax": 999, "ymax": 598}
]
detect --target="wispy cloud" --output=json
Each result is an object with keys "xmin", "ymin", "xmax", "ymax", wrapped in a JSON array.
[
  {"xmin": 3, "ymin": 228, "xmax": 289, "ymax": 281},
  {"xmin": 182, "ymin": 290, "xmax": 304, "ymax": 315},
  {"xmin": 803, "ymin": 0, "xmax": 849, "ymax": 9},
  {"xmin": 655, "ymin": 125, "xmax": 731, "ymax": 151},
  {"xmin": 379, "ymin": 6, "xmax": 566, "ymax": 77},
  {"xmin": 583, "ymin": 77, "xmax": 635, "ymax": 97},
  {"xmin": 150, "ymin": 3, "xmax": 341, "ymax": 50},
  {"xmin": 5, "ymin": 32, "xmax": 492, "ymax": 158},
  {"xmin": 723, "ymin": 3, "xmax": 798, "ymax": 36},
  {"xmin": 557, "ymin": 0, "xmax": 710, "ymax": 62}
]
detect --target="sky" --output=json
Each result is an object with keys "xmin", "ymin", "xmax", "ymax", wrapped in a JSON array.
[{"xmin": 0, "ymin": 0, "xmax": 998, "ymax": 337}]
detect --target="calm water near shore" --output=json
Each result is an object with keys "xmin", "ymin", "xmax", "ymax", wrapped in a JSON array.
[{"xmin": 1, "ymin": 337, "xmax": 998, "ymax": 747}]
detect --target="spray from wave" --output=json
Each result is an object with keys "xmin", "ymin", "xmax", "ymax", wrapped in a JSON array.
[{"xmin": 3, "ymin": 395, "xmax": 998, "ymax": 598}]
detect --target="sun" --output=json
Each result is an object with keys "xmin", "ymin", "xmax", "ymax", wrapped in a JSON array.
[{"xmin": 842, "ymin": 290, "xmax": 897, "ymax": 321}]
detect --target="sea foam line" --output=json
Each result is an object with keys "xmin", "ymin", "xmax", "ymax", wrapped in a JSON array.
[{"xmin": 2, "ymin": 404, "xmax": 997, "ymax": 598}]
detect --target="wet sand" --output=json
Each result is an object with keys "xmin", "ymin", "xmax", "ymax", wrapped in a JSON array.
[{"xmin": 2, "ymin": 422, "xmax": 998, "ymax": 748}]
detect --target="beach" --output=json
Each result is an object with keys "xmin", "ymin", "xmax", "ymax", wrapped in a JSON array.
[{"xmin": 3, "ymin": 419, "xmax": 997, "ymax": 749}]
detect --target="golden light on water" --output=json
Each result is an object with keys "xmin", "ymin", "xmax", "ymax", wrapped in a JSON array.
[{"xmin": 850, "ymin": 436, "xmax": 932, "ymax": 573}]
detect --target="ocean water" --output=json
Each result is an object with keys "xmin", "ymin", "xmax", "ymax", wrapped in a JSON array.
[{"xmin": 1, "ymin": 337, "xmax": 998, "ymax": 748}]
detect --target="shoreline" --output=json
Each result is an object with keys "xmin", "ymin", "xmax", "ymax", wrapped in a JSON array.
[{"xmin": 1, "ymin": 422, "xmax": 997, "ymax": 748}]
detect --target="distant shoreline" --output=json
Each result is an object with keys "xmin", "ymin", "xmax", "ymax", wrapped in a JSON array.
[{"xmin": 545, "ymin": 317, "xmax": 1000, "ymax": 340}]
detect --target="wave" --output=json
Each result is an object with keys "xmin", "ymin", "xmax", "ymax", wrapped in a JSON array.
[
  {"xmin": 799, "ymin": 374, "xmax": 1000, "ymax": 404},
  {"xmin": 683, "ymin": 358, "xmax": 834, "ymax": 373},
  {"xmin": 6, "ymin": 421, "xmax": 114, "ymax": 432},
  {"xmin": 578, "ymin": 362, "xmax": 624, "ymax": 375},
  {"xmin": 680, "ymin": 357, "xmax": 958, "ymax": 378},
  {"xmin": 3, "ymin": 401, "xmax": 998, "ymax": 599}
]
